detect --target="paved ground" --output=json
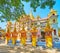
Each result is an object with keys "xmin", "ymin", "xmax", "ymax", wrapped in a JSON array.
[
  {"xmin": 0, "ymin": 45, "xmax": 60, "ymax": 53},
  {"xmin": 0, "ymin": 39, "xmax": 60, "ymax": 53}
]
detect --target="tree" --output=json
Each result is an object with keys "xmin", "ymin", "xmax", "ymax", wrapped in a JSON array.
[{"xmin": 0, "ymin": 0, "xmax": 56, "ymax": 22}]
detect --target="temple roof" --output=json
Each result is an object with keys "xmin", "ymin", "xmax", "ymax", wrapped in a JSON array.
[
  {"xmin": 18, "ymin": 9, "xmax": 57, "ymax": 22},
  {"xmin": 48, "ymin": 9, "xmax": 57, "ymax": 18}
]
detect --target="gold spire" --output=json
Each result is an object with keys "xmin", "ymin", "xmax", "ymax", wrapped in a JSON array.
[
  {"xmin": 37, "ymin": 15, "xmax": 40, "ymax": 19},
  {"xmin": 50, "ymin": 9, "xmax": 57, "ymax": 15},
  {"xmin": 30, "ymin": 10, "xmax": 34, "ymax": 20},
  {"xmin": 6, "ymin": 21, "xmax": 12, "ymax": 33}
]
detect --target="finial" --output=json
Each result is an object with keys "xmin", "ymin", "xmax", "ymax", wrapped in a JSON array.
[
  {"xmin": 30, "ymin": 9, "xmax": 33, "ymax": 16},
  {"xmin": 50, "ymin": 9, "xmax": 54, "ymax": 12},
  {"xmin": 7, "ymin": 21, "xmax": 12, "ymax": 26},
  {"xmin": 29, "ymin": 9, "xmax": 34, "ymax": 20},
  {"xmin": 13, "ymin": 22, "xmax": 16, "ymax": 32},
  {"xmin": 37, "ymin": 15, "xmax": 40, "ymax": 19},
  {"xmin": 48, "ymin": 9, "xmax": 57, "ymax": 17},
  {"xmin": 51, "ymin": 9, "xmax": 57, "ymax": 15}
]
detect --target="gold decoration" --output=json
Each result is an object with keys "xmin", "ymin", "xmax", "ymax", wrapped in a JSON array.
[
  {"xmin": 44, "ymin": 20, "xmax": 53, "ymax": 48},
  {"xmin": 48, "ymin": 9, "xmax": 57, "ymax": 18}
]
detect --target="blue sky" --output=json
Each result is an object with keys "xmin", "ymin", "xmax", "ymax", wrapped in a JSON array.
[{"xmin": 0, "ymin": 0, "xmax": 60, "ymax": 29}]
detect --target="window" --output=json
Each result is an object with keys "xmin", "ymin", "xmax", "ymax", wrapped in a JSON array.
[
  {"xmin": 53, "ymin": 13, "xmax": 55, "ymax": 15},
  {"xmin": 54, "ymin": 29, "xmax": 56, "ymax": 35},
  {"xmin": 41, "ymin": 31, "xmax": 45, "ymax": 39},
  {"xmin": 53, "ymin": 19, "xmax": 55, "ymax": 23}
]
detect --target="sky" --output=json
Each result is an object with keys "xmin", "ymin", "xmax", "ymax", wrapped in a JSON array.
[{"xmin": 0, "ymin": 0, "xmax": 60, "ymax": 29}]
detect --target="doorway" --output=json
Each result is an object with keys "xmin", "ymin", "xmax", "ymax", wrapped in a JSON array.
[{"xmin": 41, "ymin": 31, "xmax": 45, "ymax": 39}]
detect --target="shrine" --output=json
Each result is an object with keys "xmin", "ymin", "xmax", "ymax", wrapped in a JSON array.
[{"xmin": 5, "ymin": 9, "xmax": 59, "ymax": 46}]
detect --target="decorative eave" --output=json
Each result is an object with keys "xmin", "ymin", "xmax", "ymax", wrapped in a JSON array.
[{"xmin": 48, "ymin": 9, "xmax": 57, "ymax": 18}]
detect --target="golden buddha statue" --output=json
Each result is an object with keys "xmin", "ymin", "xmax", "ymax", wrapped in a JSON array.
[
  {"xmin": 20, "ymin": 26, "xmax": 27, "ymax": 46},
  {"xmin": 5, "ymin": 28, "xmax": 11, "ymax": 44},
  {"xmin": 44, "ymin": 20, "xmax": 53, "ymax": 48},
  {"xmin": 30, "ymin": 26, "xmax": 38, "ymax": 47},
  {"xmin": 12, "ymin": 26, "xmax": 18, "ymax": 45}
]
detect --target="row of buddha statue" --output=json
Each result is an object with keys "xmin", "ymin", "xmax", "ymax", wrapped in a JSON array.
[
  {"xmin": 6, "ymin": 25, "xmax": 37, "ymax": 47},
  {"xmin": 5, "ymin": 21, "xmax": 53, "ymax": 48}
]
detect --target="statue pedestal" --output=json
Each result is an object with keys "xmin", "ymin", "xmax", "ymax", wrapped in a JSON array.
[
  {"xmin": 26, "ymin": 39, "xmax": 32, "ymax": 45},
  {"xmin": 26, "ymin": 31, "xmax": 31, "ymax": 44}
]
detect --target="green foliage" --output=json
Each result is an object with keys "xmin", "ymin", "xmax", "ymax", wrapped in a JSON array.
[
  {"xmin": 23, "ymin": 0, "xmax": 56, "ymax": 11},
  {"xmin": 0, "ymin": 0, "xmax": 56, "ymax": 22}
]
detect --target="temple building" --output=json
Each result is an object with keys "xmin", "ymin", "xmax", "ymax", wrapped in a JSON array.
[{"xmin": 7, "ymin": 9, "xmax": 59, "ymax": 41}]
